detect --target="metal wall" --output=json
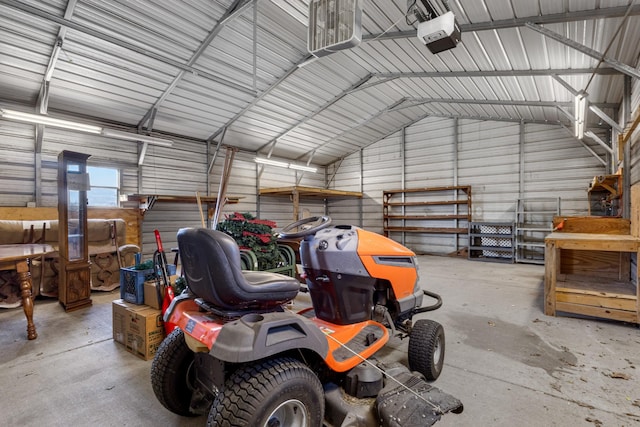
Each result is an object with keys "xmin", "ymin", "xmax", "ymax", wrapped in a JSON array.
[
  {"xmin": 328, "ymin": 118, "xmax": 607, "ymax": 255},
  {"xmin": 0, "ymin": 115, "xmax": 612, "ymax": 258}
]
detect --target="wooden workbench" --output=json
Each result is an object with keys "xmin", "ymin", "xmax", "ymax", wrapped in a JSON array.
[{"xmin": 544, "ymin": 231, "xmax": 640, "ymax": 324}]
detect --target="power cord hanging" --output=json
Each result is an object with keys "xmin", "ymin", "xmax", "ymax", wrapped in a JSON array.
[{"xmin": 324, "ymin": 332, "xmax": 445, "ymax": 415}]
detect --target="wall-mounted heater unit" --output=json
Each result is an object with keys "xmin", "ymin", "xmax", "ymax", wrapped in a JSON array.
[{"xmin": 308, "ymin": 0, "xmax": 362, "ymax": 57}]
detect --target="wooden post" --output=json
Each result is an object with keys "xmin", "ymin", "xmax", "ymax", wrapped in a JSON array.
[{"xmin": 544, "ymin": 239, "xmax": 557, "ymax": 316}]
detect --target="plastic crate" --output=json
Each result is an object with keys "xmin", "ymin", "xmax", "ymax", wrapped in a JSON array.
[
  {"xmin": 120, "ymin": 267, "xmax": 154, "ymax": 304},
  {"xmin": 167, "ymin": 264, "xmax": 176, "ymax": 276}
]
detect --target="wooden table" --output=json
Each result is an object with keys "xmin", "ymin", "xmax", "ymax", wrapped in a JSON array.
[{"xmin": 0, "ymin": 244, "xmax": 54, "ymax": 339}]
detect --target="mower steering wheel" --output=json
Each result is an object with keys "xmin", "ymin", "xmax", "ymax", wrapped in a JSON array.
[{"xmin": 279, "ymin": 216, "xmax": 332, "ymax": 239}]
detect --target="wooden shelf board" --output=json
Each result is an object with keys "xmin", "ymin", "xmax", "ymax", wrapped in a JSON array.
[
  {"xmin": 555, "ymin": 301, "xmax": 638, "ymax": 323},
  {"xmin": 552, "ymin": 216, "xmax": 630, "ymax": 235},
  {"xmin": 556, "ymin": 292, "xmax": 636, "ymax": 311},
  {"xmin": 556, "ymin": 276, "xmax": 636, "ymax": 297},
  {"xmin": 546, "ymin": 232, "xmax": 640, "ymax": 252},
  {"xmin": 385, "ymin": 227, "xmax": 468, "ymax": 234},
  {"xmin": 384, "ymin": 185, "xmax": 471, "ymax": 195},
  {"xmin": 259, "ymin": 186, "xmax": 362, "ymax": 199},
  {"xmin": 385, "ymin": 200, "xmax": 469, "ymax": 206},
  {"xmin": 385, "ymin": 214, "xmax": 469, "ymax": 220}
]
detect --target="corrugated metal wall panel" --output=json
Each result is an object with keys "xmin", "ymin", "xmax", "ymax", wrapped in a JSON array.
[
  {"xmin": 405, "ymin": 117, "xmax": 456, "ymax": 188},
  {"xmin": 459, "ymin": 120, "xmax": 520, "ymax": 223},
  {"xmin": 327, "ymin": 153, "xmax": 364, "ymax": 226},
  {"xmin": 140, "ymin": 142, "xmax": 207, "ymax": 196},
  {"xmin": 401, "ymin": 118, "xmax": 458, "ymax": 254},
  {"xmin": 524, "ymin": 124, "xmax": 606, "ymax": 215},
  {"xmin": 361, "ymin": 135, "xmax": 402, "ymax": 233},
  {"xmin": 141, "ymin": 202, "xmax": 203, "ymax": 260},
  {"xmin": 0, "ymin": 121, "xmax": 36, "ymax": 203},
  {"xmin": 327, "ymin": 118, "xmax": 608, "ymax": 256}
]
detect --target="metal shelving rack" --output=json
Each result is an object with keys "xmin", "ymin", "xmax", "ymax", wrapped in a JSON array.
[
  {"xmin": 468, "ymin": 222, "xmax": 515, "ymax": 263},
  {"xmin": 515, "ymin": 197, "xmax": 560, "ymax": 264}
]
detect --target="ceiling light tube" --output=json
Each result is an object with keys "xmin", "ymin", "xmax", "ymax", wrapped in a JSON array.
[
  {"xmin": 254, "ymin": 157, "xmax": 290, "ymax": 168},
  {"xmin": 288, "ymin": 163, "xmax": 318, "ymax": 173},
  {"xmin": 574, "ymin": 92, "xmax": 587, "ymax": 140},
  {"xmin": 101, "ymin": 128, "xmax": 173, "ymax": 147},
  {"xmin": 0, "ymin": 109, "xmax": 102, "ymax": 134},
  {"xmin": 44, "ymin": 40, "xmax": 62, "ymax": 82}
]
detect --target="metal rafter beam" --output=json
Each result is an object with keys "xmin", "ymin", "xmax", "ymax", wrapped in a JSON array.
[
  {"xmin": 296, "ymin": 98, "xmax": 407, "ymax": 161},
  {"xmin": 419, "ymin": 112, "xmax": 560, "ymax": 126},
  {"xmin": 377, "ymin": 68, "xmax": 620, "ymax": 79},
  {"xmin": 585, "ymin": 131, "xmax": 613, "ymax": 154},
  {"xmin": 525, "ymin": 22, "xmax": 640, "ymax": 80},
  {"xmin": 363, "ymin": 5, "xmax": 640, "ymax": 41},
  {"xmin": 207, "ymin": 54, "xmax": 314, "ymax": 143},
  {"xmin": 590, "ymin": 105, "xmax": 623, "ymax": 133},
  {"xmin": 399, "ymin": 98, "xmax": 617, "ymax": 110},
  {"xmin": 256, "ymin": 74, "xmax": 373, "ymax": 153},
  {"xmin": 561, "ymin": 125, "xmax": 607, "ymax": 166},
  {"xmin": 2, "ymin": 0, "xmax": 258, "ymax": 97},
  {"xmin": 138, "ymin": 0, "xmax": 254, "ymax": 129},
  {"xmin": 551, "ymin": 75, "xmax": 580, "ymax": 96}
]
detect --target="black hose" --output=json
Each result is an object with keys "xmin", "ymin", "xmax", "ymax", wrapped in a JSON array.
[{"xmin": 413, "ymin": 289, "xmax": 442, "ymax": 313}]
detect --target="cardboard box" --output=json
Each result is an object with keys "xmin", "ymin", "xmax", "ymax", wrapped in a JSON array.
[
  {"xmin": 144, "ymin": 275, "xmax": 179, "ymax": 309},
  {"xmin": 144, "ymin": 281, "xmax": 163, "ymax": 309},
  {"xmin": 112, "ymin": 299, "xmax": 147, "ymax": 344},
  {"xmin": 112, "ymin": 299, "xmax": 165, "ymax": 360},
  {"xmin": 126, "ymin": 307, "xmax": 165, "ymax": 360}
]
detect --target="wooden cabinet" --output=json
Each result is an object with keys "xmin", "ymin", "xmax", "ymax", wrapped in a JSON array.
[
  {"xmin": 57, "ymin": 151, "xmax": 92, "ymax": 312},
  {"xmin": 383, "ymin": 186, "xmax": 471, "ymax": 236}
]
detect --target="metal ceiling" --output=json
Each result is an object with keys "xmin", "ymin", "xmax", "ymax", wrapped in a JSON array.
[{"xmin": 1, "ymin": 0, "xmax": 639, "ymax": 166}]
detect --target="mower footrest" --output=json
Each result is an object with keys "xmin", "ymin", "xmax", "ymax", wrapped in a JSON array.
[{"xmin": 377, "ymin": 366, "xmax": 463, "ymax": 427}]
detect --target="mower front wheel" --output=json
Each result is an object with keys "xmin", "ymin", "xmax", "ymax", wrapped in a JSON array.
[
  {"xmin": 207, "ymin": 357, "xmax": 324, "ymax": 427},
  {"xmin": 408, "ymin": 319, "xmax": 445, "ymax": 381},
  {"xmin": 151, "ymin": 329, "xmax": 197, "ymax": 416}
]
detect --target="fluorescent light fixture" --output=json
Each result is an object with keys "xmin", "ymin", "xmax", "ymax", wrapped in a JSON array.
[
  {"xmin": 289, "ymin": 163, "xmax": 318, "ymax": 173},
  {"xmin": 0, "ymin": 108, "xmax": 174, "ymax": 147},
  {"xmin": 0, "ymin": 109, "xmax": 102, "ymax": 134},
  {"xmin": 254, "ymin": 157, "xmax": 290, "ymax": 168},
  {"xmin": 44, "ymin": 41, "xmax": 62, "ymax": 82},
  {"xmin": 101, "ymin": 128, "xmax": 173, "ymax": 147},
  {"xmin": 574, "ymin": 92, "xmax": 587, "ymax": 140},
  {"xmin": 254, "ymin": 157, "xmax": 318, "ymax": 173}
]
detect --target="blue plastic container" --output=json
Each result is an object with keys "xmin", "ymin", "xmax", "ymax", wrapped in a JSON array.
[{"xmin": 120, "ymin": 267, "xmax": 154, "ymax": 304}]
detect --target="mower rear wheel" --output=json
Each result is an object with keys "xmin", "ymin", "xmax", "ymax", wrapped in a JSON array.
[
  {"xmin": 150, "ymin": 329, "xmax": 197, "ymax": 416},
  {"xmin": 408, "ymin": 319, "xmax": 445, "ymax": 381},
  {"xmin": 207, "ymin": 357, "xmax": 324, "ymax": 427}
]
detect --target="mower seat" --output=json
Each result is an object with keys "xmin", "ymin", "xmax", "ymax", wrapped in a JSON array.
[{"xmin": 177, "ymin": 228, "xmax": 299, "ymax": 311}]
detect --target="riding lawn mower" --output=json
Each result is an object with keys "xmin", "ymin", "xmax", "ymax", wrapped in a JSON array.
[{"xmin": 151, "ymin": 216, "xmax": 463, "ymax": 426}]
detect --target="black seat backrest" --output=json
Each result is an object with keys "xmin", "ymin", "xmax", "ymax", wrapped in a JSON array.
[
  {"xmin": 178, "ymin": 227, "xmax": 300, "ymax": 312},
  {"xmin": 177, "ymin": 227, "xmax": 247, "ymax": 309}
]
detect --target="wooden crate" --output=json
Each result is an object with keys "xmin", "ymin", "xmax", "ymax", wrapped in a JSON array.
[{"xmin": 544, "ymin": 228, "xmax": 639, "ymax": 324}]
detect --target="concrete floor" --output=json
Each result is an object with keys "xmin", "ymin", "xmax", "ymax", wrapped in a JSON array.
[{"xmin": 1, "ymin": 255, "xmax": 639, "ymax": 427}]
